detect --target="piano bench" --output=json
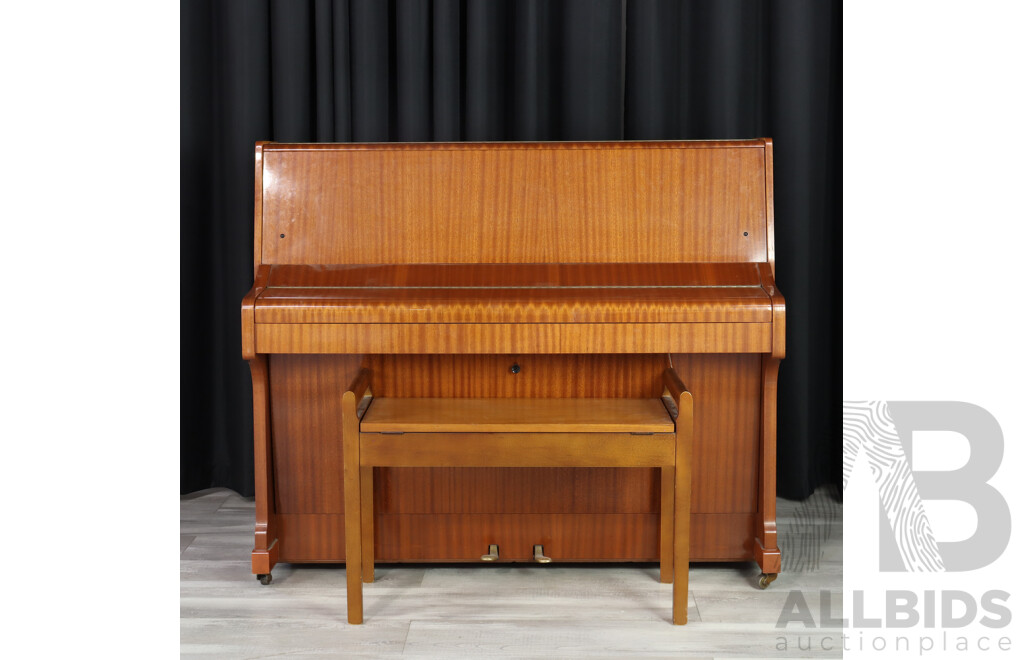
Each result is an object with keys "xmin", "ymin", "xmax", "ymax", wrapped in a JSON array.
[{"xmin": 341, "ymin": 368, "xmax": 694, "ymax": 625}]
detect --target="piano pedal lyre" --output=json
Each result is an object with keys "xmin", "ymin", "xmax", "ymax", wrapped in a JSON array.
[
  {"xmin": 480, "ymin": 544, "xmax": 500, "ymax": 562},
  {"xmin": 533, "ymin": 545, "xmax": 552, "ymax": 564}
]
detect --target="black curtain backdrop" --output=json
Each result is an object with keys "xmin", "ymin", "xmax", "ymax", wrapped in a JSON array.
[{"xmin": 181, "ymin": 0, "xmax": 841, "ymax": 500}]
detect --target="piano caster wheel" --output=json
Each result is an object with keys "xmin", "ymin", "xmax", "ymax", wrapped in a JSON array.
[
  {"xmin": 257, "ymin": 573, "xmax": 272, "ymax": 585},
  {"xmin": 758, "ymin": 573, "xmax": 778, "ymax": 589}
]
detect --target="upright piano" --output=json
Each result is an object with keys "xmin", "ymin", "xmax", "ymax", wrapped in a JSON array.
[{"xmin": 241, "ymin": 140, "xmax": 785, "ymax": 606}]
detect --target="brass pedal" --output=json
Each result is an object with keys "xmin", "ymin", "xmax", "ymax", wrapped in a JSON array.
[
  {"xmin": 480, "ymin": 544, "xmax": 499, "ymax": 562},
  {"xmin": 533, "ymin": 544, "xmax": 552, "ymax": 564}
]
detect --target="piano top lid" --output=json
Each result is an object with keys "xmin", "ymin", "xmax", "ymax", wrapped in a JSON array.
[{"xmin": 264, "ymin": 263, "xmax": 765, "ymax": 289}]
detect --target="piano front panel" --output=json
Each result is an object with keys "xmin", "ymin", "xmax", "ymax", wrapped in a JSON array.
[
  {"xmin": 254, "ymin": 322, "xmax": 773, "ymax": 354},
  {"xmin": 266, "ymin": 353, "xmax": 761, "ymax": 561},
  {"xmin": 259, "ymin": 143, "xmax": 769, "ymax": 266},
  {"xmin": 268, "ymin": 354, "xmax": 365, "ymax": 514}
]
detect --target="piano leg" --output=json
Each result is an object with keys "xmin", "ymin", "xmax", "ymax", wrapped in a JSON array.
[
  {"xmin": 754, "ymin": 356, "xmax": 782, "ymax": 583},
  {"xmin": 248, "ymin": 355, "xmax": 279, "ymax": 581}
]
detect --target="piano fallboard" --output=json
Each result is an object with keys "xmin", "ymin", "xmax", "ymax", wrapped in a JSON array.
[{"xmin": 250, "ymin": 262, "xmax": 777, "ymax": 354}]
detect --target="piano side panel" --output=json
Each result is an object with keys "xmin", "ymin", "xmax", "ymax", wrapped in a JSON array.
[{"xmin": 259, "ymin": 144, "xmax": 767, "ymax": 265}]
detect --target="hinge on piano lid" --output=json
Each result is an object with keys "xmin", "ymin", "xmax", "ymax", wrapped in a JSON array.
[
  {"xmin": 630, "ymin": 432, "xmax": 654, "ymax": 435},
  {"xmin": 380, "ymin": 431, "xmax": 405, "ymax": 435}
]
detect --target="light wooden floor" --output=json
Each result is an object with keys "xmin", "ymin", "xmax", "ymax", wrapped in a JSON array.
[{"xmin": 181, "ymin": 487, "xmax": 842, "ymax": 658}]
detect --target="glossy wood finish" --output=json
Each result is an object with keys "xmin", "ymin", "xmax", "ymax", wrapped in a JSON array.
[
  {"xmin": 672, "ymin": 354, "xmax": 762, "ymax": 514},
  {"xmin": 256, "ymin": 286, "xmax": 771, "ymax": 324},
  {"xmin": 659, "ymin": 467, "xmax": 674, "ymax": 583},
  {"xmin": 248, "ymin": 355, "xmax": 278, "ymax": 575},
  {"xmin": 243, "ymin": 140, "xmax": 784, "ymax": 588},
  {"xmin": 254, "ymin": 322, "xmax": 772, "ymax": 354},
  {"xmin": 342, "ymin": 369, "xmax": 370, "ymax": 623},
  {"xmin": 268, "ymin": 355, "xmax": 363, "ymax": 514},
  {"xmin": 272, "ymin": 512, "xmax": 756, "ymax": 563},
  {"xmin": 362, "ymin": 398, "xmax": 675, "ymax": 433},
  {"xmin": 665, "ymin": 370, "xmax": 694, "ymax": 624},
  {"xmin": 360, "ymin": 466, "xmax": 374, "ymax": 583},
  {"xmin": 259, "ymin": 142, "xmax": 769, "ymax": 266},
  {"xmin": 263, "ymin": 352, "xmax": 762, "ymax": 545},
  {"xmin": 368, "ymin": 354, "xmax": 668, "ymax": 399},
  {"xmin": 265, "ymin": 262, "xmax": 764, "ymax": 288},
  {"xmin": 240, "ymin": 265, "xmax": 269, "ymax": 361},
  {"xmin": 264, "ymin": 354, "xmax": 761, "ymax": 524},
  {"xmin": 755, "ymin": 357, "xmax": 783, "ymax": 574},
  {"xmin": 362, "ymin": 432, "xmax": 676, "ymax": 468}
]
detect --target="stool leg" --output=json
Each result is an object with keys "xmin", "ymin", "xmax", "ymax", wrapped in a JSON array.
[
  {"xmin": 660, "ymin": 466, "xmax": 674, "ymax": 584},
  {"xmin": 673, "ymin": 392, "xmax": 694, "ymax": 625},
  {"xmin": 342, "ymin": 392, "xmax": 363, "ymax": 624},
  {"xmin": 361, "ymin": 466, "xmax": 375, "ymax": 583},
  {"xmin": 673, "ymin": 459, "xmax": 690, "ymax": 624}
]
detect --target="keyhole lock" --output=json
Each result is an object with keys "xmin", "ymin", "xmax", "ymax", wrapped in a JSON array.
[{"xmin": 509, "ymin": 363, "xmax": 521, "ymax": 374}]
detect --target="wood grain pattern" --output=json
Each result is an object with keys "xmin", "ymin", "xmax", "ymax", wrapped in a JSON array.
[
  {"xmin": 253, "ymin": 142, "xmax": 267, "ymax": 278},
  {"xmin": 368, "ymin": 354, "xmax": 669, "ymax": 399},
  {"xmin": 265, "ymin": 262, "xmax": 764, "ymax": 288},
  {"xmin": 374, "ymin": 467, "xmax": 659, "ymax": 514},
  {"xmin": 275, "ymin": 513, "xmax": 347, "ymax": 562},
  {"xmin": 259, "ymin": 142, "xmax": 768, "ymax": 266},
  {"xmin": 359, "ymin": 465, "xmax": 374, "ymax": 583},
  {"xmin": 255, "ymin": 285, "xmax": 772, "ymax": 324},
  {"xmin": 758, "ymin": 263, "xmax": 786, "ymax": 359},
  {"xmin": 660, "ymin": 467, "xmax": 674, "ymax": 583},
  {"xmin": 248, "ymin": 355, "xmax": 278, "ymax": 575},
  {"xmin": 755, "ymin": 357, "xmax": 782, "ymax": 575},
  {"xmin": 350, "ymin": 369, "xmax": 692, "ymax": 623},
  {"xmin": 342, "ymin": 374, "xmax": 364, "ymax": 623},
  {"xmin": 361, "ymin": 432, "xmax": 675, "ymax": 467},
  {"xmin": 361, "ymin": 398, "xmax": 675, "ymax": 433},
  {"xmin": 669, "ymin": 374, "xmax": 694, "ymax": 624},
  {"xmin": 375, "ymin": 513, "xmax": 661, "ymax": 561},
  {"xmin": 671, "ymin": 354, "xmax": 761, "ymax": 514},
  {"xmin": 255, "ymin": 322, "xmax": 772, "ymax": 354},
  {"xmin": 272, "ymin": 512, "xmax": 756, "ymax": 563},
  {"xmin": 266, "ymin": 353, "xmax": 760, "ymax": 516},
  {"xmin": 267, "ymin": 355, "xmax": 364, "ymax": 514},
  {"xmin": 240, "ymin": 265, "xmax": 270, "ymax": 361}
]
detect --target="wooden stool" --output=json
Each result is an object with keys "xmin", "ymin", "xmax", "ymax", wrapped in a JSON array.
[{"xmin": 342, "ymin": 368, "xmax": 693, "ymax": 624}]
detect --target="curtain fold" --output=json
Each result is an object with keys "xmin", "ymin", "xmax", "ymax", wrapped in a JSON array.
[{"xmin": 181, "ymin": 0, "xmax": 842, "ymax": 499}]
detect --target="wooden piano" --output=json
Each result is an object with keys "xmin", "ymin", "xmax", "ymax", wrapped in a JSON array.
[{"xmin": 241, "ymin": 140, "xmax": 785, "ymax": 623}]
